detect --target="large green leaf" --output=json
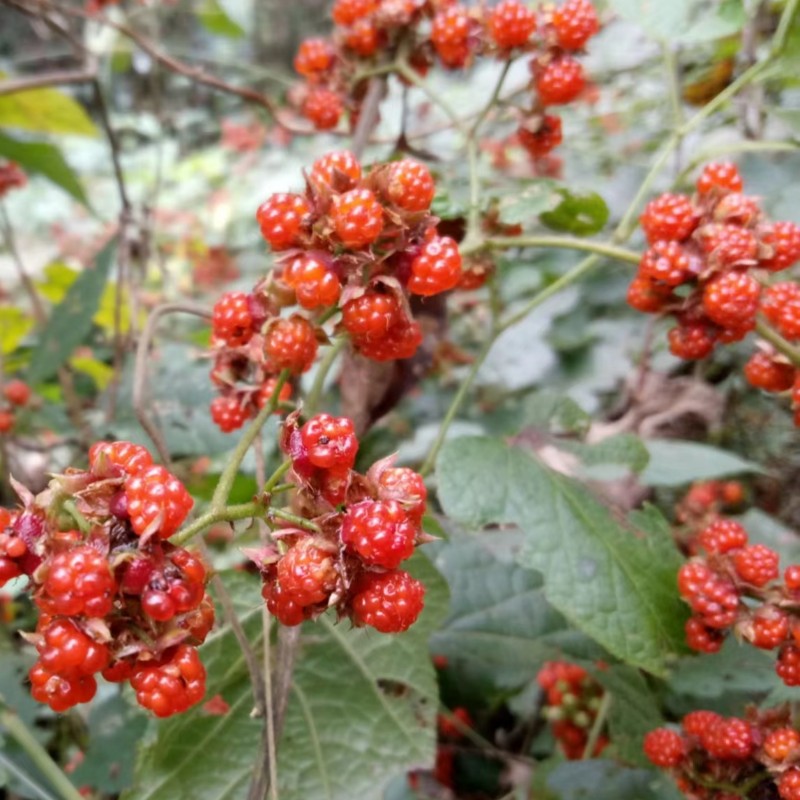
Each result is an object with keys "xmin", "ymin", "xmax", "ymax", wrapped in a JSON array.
[
  {"xmin": 435, "ymin": 437, "xmax": 687, "ymax": 676},
  {"xmin": 125, "ymin": 555, "xmax": 448, "ymax": 800},
  {"xmin": 0, "ymin": 131, "xmax": 89, "ymax": 206},
  {"xmin": 640, "ymin": 440, "xmax": 766, "ymax": 486},
  {"xmin": 0, "ymin": 80, "xmax": 97, "ymax": 136},
  {"xmin": 546, "ymin": 760, "xmax": 683, "ymax": 800},
  {"xmin": 27, "ymin": 238, "xmax": 116, "ymax": 384}
]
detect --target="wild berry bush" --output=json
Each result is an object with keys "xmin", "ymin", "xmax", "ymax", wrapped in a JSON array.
[{"xmin": 0, "ymin": 0, "xmax": 800, "ymax": 798}]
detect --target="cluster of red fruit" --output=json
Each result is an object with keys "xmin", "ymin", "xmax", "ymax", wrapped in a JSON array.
[
  {"xmin": 0, "ymin": 441, "xmax": 213, "ymax": 717},
  {"xmin": 0, "ymin": 379, "xmax": 32, "ymax": 434},
  {"xmin": 627, "ymin": 163, "xmax": 800, "ymax": 415},
  {"xmin": 0, "ymin": 161, "xmax": 26, "ymax": 197},
  {"xmin": 644, "ymin": 706, "xmax": 800, "ymax": 800},
  {"xmin": 254, "ymin": 412, "xmax": 427, "ymax": 633},
  {"xmin": 677, "ymin": 517, "xmax": 800, "ymax": 687},
  {"xmin": 675, "ymin": 480, "xmax": 745, "ymax": 528},
  {"xmin": 536, "ymin": 660, "xmax": 607, "ymax": 759}
]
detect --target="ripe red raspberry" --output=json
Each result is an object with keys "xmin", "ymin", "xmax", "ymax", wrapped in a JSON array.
[
  {"xmin": 284, "ymin": 252, "xmax": 341, "ymax": 309},
  {"xmin": 262, "ymin": 579, "xmax": 310, "ymax": 626},
  {"xmin": 256, "ymin": 193, "xmax": 311, "ymax": 251},
  {"xmin": 697, "ymin": 519, "xmax": 748, "ymax": 554},
  {"xmin": 378, "ymin": 467, "xmax": 427, "ymax": 525},
  {"xmin": 355, "ymin": 320, "xmax": 423, "ymax": 361},
  {"xmin": 351, "ymin": 569, "xmax": 425, "ymax": 633},
  {"xmin": 699, "ymin": 223, "xmax": 758, "ymax": 266},
  {"xmin": 550, "ymin": 0, "xmax": 600, "ymax": 50},
  {"xmin": 785, "ymin": 565, "xmax": 800, "ymax": 592},
  {"xmin": 685, "ymin": 616, "xmax": 724, "ymax": 653},
  {"xmin": 702, "ymin": 270, "xmax": 760, "ymax": 330},
  {"xmin": 39, "ymin": 545, "xmax": 116, "ymax": 618},
  {"xmin": 408, "ymin": 236, "xmax": 462, "ymax": 296},
  {"xmin": 643, "ymin": 728, "xmax": 686, "ymax": 768},
  {"xmin": 125, "ymin": 465, "xmax": 194, "ymax": 539},
  {"xmin": 626, "ymin": 274, "xmax": 673, "ymax": 313},
  {"xmin": 3, "ymin": 379, "xmax": 30, "ymax": 406},
  {"xmin": 748, "ymin": 606, "xmax": 790, "ymax": 649},
  {"xmin": 300, "ymin": 413, "xmax": 359, "ymax": 470},
  {"xmin": 535, "ymin": 56, "xmax": 585, "ymax": 105},
  {"xmin": 37, "ymin": 618, "xmax": 109, "ymax": 677},
  {"xmin": 701, "ymin": 717, "xmax": 754, "ymax": 760},
  {"xmin": 210, "ymin": 396, "xmax": 249, "ymax": 433},
  {"xmin": 29, "ymin": 662, "xmax": 96, "ymax": 712},
  {"xmin": 341, "ymin": 500, "xmax": 416, "ymax": 569},
  {"xmin": 256, "ymin": 377, "xmax": 292, "ymax": 411},
  {"xmin": 761, "ymin": 221, "xmax": 800, "ymax": 272},
  {"xmin": 331, "ymin": 188, "xmax": 384, "ymax": 248},
  {"xmin": 780, "ymin": 768, "xmax": 800, "ymax": 800},
  {"xmin": 89, "ymin": 440, "xmax": 153, "ymax": 477},
  {"xmin": 677, "ymin": 561, "xmax": 739, "ymax": 628},
  {"xmin": 778, "ymin": 645, "xmax": 800, "ymax": 686},
  {"xmin": 762, "ymin": 283, "xmax": 800, "ymax": 341},
  {"xmin": 212, "ymin": 291, "xmax": 255, "ymax": 347},
  {"xmin": 696, "ymin": 162, "xmax": 743, "ymax": 196},
  {"xmin": 431, "ymin": 6, "xmax": 472, "ymax": 68},
  {"xmin": 303, "ymin": 87, "xmax": 344, "ymax": 131},
  {"xmin": 640, "ymin": 193, "xmax": 697, "ymax": 244},
  {"xmin": 130, "ymin": 644, "xmax": 206, "ymax": 717},
  {"xmin": 294, "ymin": 37, "xmax": 335, "ymax": 77},
  {"xmin": 668, "ymin": 319, "xmax": 719, "ymax": 360},
  {"xmin": 309, "ymin": 150, "xmax": 362, "ymax": 191},
  {"xmin": 264, "ymin": 315, "xmax": 318, "ymax": 374},
  {"xmin": 765, "ymin": 728, "xmax": 800, "ymax": 761},
  {"xmin": 385, "ymin": 160, "xmax": 435, "ymax": 212},
  {"xmin": 639, "ymin": 241, "xmax": 695, "ymax": 287},
  {"xmin": 332, "ymin": 0, "xmax": 377, "ymax": 25},
  {"xmin": 682, "ymin": 710, "xmax": 722, "ymax": 739},
  {"xmin": 713, "ymin": 193, "xmax": 761, "ymax": 227},
  {"xmin": 341, "ymin": 292, "xmax": 401, "ymax": 339},
  {"xmin": 276, "ymin": 539, "xmax": 337, "ymax": 606},
  {"xmin": 744, "ymin": 351, "xmax": 795, "ymax": 392},
  {"xmin": 488, "ymin": 0, "xmax": 536, "ymax": 48},
  {"xmin": 518, "ymin": 115, "xmax": 563, "ymax": 158},
  {"xmin": 141, "ymin": 547, "xmax": 207, "ymax": 621},
  {"xmin": 0, "ymin": 410, "xmax": 13, "ymax": 433},
  {"xmin": 733, "ymin": 544, "xmax": 779, "ymax": 586},
  {"xmin": 344, "ymin": 19, "xmax": 382, "ymax": 56}
]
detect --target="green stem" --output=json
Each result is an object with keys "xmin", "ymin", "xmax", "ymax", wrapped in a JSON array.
[
  {"xmin": 263, "ymin": 460, "xmax": 292, "ymax": 494},
  {"xmin": 755, "ymin": 318, "xmax": 800, "ymax": 367},
  {"xmin": 581, "ymin": 691, "xmax": 611, "ymax": 760},
  {"xmin": 210, "ymin": 370, "xmax": 290, "ymax": 513},
  {"xmin": 268, "ymin": 507, "xmax": 320, "ymax": 532},
  {"xmin": 469, "ymin": 60, "xmax": 513, "ymax": 139},
  {"xmin": 662, "ymin": 42, "xmax": 684, "ymax": 131},
  {"xmin": 61, "ymin": 500, "xmax": 90, "ymax": 535},
  {"xmin": 478, "ymin": 236, "xmax": 641, "ymax": 265},
  {"xmin": 771, "ymin": 0, "xmax": 800, "ymax": 56},
  {"xmin": 305, "ymin": 337, "xmax": 347, "ymax": 417},
  {"xmin": 0, "ymin": 707, "xmax": 84, "ymax": 800},
  {"xmin": 171, "ymin": 502, "xmax": 265, "ymax": 547},
  {"xmin": 394, "ymin": 62, "xmax": 467, "ymax": 135}
]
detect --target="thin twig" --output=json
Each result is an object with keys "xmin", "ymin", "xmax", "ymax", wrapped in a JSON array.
[
  {"xmin": 0, "ymin": 68, "xmax": 94, "ymax": 95},
  {"xmin": 351, "ymin": 76, "xmax": 385, "ymax": 159}
]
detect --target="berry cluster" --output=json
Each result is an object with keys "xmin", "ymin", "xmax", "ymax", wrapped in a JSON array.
[
  {"xmin": 644, "ymin": 706, "xmax": 800, "ymax": 800},
  {"xmin": 627, "ymin": 163, "xmax": 800, "ymax": 418},
  {"xmin": 675, "ymin": 480, "xmax": 745, "ymax": 529},
  {"xmin": 0, "ymin": 379, "xmax": 32, "ymax": 435},
  {"xmin": 677, "ymin": 517, "xmax": 800, "ymax": 687},
  {"xmin": 536, "ymin": 660, "xmax": 608, "ymax": 759},
  {"xmin": 292, "ymin": 0, "xmax": 599, "ymax": 165},
  {"xmin": 2, "ymin": 441, "xmax": 212, "ymax": 717},
  {"xmin": 254, "ymin": 413, "xmax": 428, "ymax": 633},
  {"xmin": 0, "ymin": 161, "xmax": 26, "ymax": 197}
]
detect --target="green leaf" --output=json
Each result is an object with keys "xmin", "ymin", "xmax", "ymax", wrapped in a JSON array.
[
  {"xmin": 0, "ymin": 79, "xmax": 97, "ymax": 136},
  {"xmin": 678, "ymin": 0, "xmax": 746, "ymax": 43},
  {"xmin": 607, "ymin": 0, "xmax": 693, "ymax": 39},
  {"xmin": 27, "ymin": 239, "xmax": 116, "ymax": 384},
  {"xmin": 498, "ymin": 179, "xmax": 562, "ymax": 225},
  {"xmin": 0, "ymin": 131, "xmax": 90, "ymax": 207},
  {"xmin": 197, "ymin": 0, "xmax": 246, "ymax": 37},
  {"xmin": 540, "ymin": 190, "xmax": 609, "ymax": 236},
  {"xmin": 640, "ymin": 440, "xmax": 766, "ymax": 486},
  {"xmin": 0, "ymin": 306, "xmax": 34, "ymax": 356},
  {"xmin": 435, "ymin": 438, "xmax": 687, "ymax": 676},
  {"xmin": 557, "ymin": 434, "xmax": 650, "ymax": 481},
  {"xmin": 546, "ymin": 760, "xmax": 682, "ymax": 800},
  {"xmin": 70, "ymin": 356, "xmax": 114, "ymax": 390},
  {"xmin": 126, "ymin": 555, "xmax": 448, "ymax": 800}
]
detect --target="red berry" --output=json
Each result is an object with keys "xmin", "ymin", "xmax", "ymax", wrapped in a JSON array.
[
  {"xmin": 550, "ymin": 0, "xmax": 600, "ymax": 50},
  {"xmin": 294, "ymin": 38, "xmax": 335, "ymax": 77},
  {"xmin": 407, "ymin": 236, "xmax": 462, "ymax": 296},
  {"xmin": 344, "ymin": 19, "xmax": 382, "ymax": 56},
  {"xmin": 779, "ymin": 768, "xmax": 800, "ymax": 800},
  {"xmin": 130, "ymin": 645, "xmax": 206, "ymax": 717},
  {"xmin": 39, "ymin": 545, "xmax": 116, "ymax": 618},
  {"xmin": 713, "ymin": 193, "xmax": 761, "ymax": 227},
  {"xmin": 331, "ymin": 188, "xmax": 384, "ymax": 248},
  {"xmin": 212, "ymin": 291, "xmax": 255, "ymax": 347},
  {"xmin": 639, "ymin": 241, "xmax": 695, "ymax": 287},
  {"xmin": 733, "ymin": 543, "xmax": 779, "ymax": 587},
  {"xmin": 89, "ymin": 440, "xmax": 153, "ymax": 477},
  {"xmin": 682, "ymin": 710, "xmax": 722, "ymax": 739},
  {"xmin": 518, "ymin": 115, "xmax": 563, "ymax": 158},
  {"xmin": 284, "ymin": 252, "xmax": 342, "ymax": 309},
  {"xmin": 29, "ymin": 662, "xmax": 96, "ymax": 712},
  {"xmin": 37, "ymin": 618, "xmax": 109, "ymax": 677},
  {"xmin": 626, "ymin": 274, "xmax": 673, "ymax": 313},
  {"xmin": 0, "ymin": 410, "xmax": 13, "ymax": 433},
  {"xmin": 264, "ymin": 315, "xmax": 318, "ymax": 374},
  {"xmin": 778, "ymin": 645, "xmax": 800, "ymax": 686},
  {"xmin": 377, "ymin": 467, "xmax": 427, "ymax": 525},
  {"xmin": 385, "ymin": 159, "xmax": 435, "ymax": 212},
  {"xmin": 256, "ymin": 193, "xmax": 311, "ymax": 251},
  {"xmin": 764, "ymin": 728, "xmax": 800, "ymax": 761},
  {"xmin": 685, "ymin": 616, "xmax": 725, "ymax": 653},
  {"xmin": 697, "ymin": 519, "xmax": 748, "ymax": 554},
  {"xmin": 699, "ymin": 223, "xmax": 758, "ymax": 266},
  {"xmin": 341, "ymin": 499, "xmax": 416, "ymax": 569},
  {"xmin": 535, "ymin": 56, "xmax": 585, "ymax": 105},
  {"xmin": 276, "ymin": 539, "xmax": 337, "ymax": 606},
  {"xmin": 761, "ymin": 221, "xmax": 800, "ymax": 272},
  {"xmin": 488, "ymin": 0, "xmax": 536, "ymax": 49},
  {"xmin": 701, "ymin": 717, "xmax": 754, "ymax": 760},
  {"xmin": 303, "ymin": 87, "xmax": 344, "ymax": 131},
  {"xmin": 761, "ymin": 283, "xmax": 800, "ymax": 341},
  {"xmin": 355, "ymin": 320, "xmax": 423, "ymax": 361},
  {"xmin": 332, "ymin": 0, "xmax": 376, "ymax": 25},
  {"xmin": 341, "ymin": 292, "xmax": 401, "ymax": 339},
  {"xmin": 262, "ymin": 578, "xmax": 310, "ymax": 626},
  {"xmin": 256, "ymin": 377, "xmax": 292, "ymax": 411},
  {"xmin": 210, "ymin": 396, "xmax": 249, "ymax": 433},
  {"xmin": 696, "ymin": 162, "xmax": 743, "ymax": 196},
  {"xmin": 702, "ymin": 270, "xmax": 760, "ymax": 330},
  {"xmin": 309, "ymin": 150, "xmax": 362, "ymax": 191},
  {"xmin": 643, "ymin": 728, "xmax": 685, "ymax": 768},
  {"xmin": 3, "ymin": 379, "xmax": 30, "ymax": 406},
  {"xmin": 350, "ymin": 569, "xmax": 425, "ymax": 633},
  {"xmin": 300, "ymin": 413, "xmax": 359, "ymax": 470},
  {"xmin": 677, "ymin": 561, "xmax": 739, "ymax": 628},
  {"xmin": 785, "ymin": 565, "xmax": 800, "ymax": 592},
  {"xmin": 748, "ymin": 606, "xmax": 790, "ymax": 650},
  {"xmin": 431, "ymin": 6, "xmax": 472, "ymax": 68},
  {"xmin": 744, "ymin": 351, "xmax": 795, "ymax": 392},
  {"xmin": 125, "ymin": 465, "xmax": 194, "ymax": 539},
  {"xmin": 640, "ymin": 193, "xmax": 697, "ymax": 245},
  {"xmin": 668, "ymin": 319, "xmax": 719, "ymax": 360}
]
